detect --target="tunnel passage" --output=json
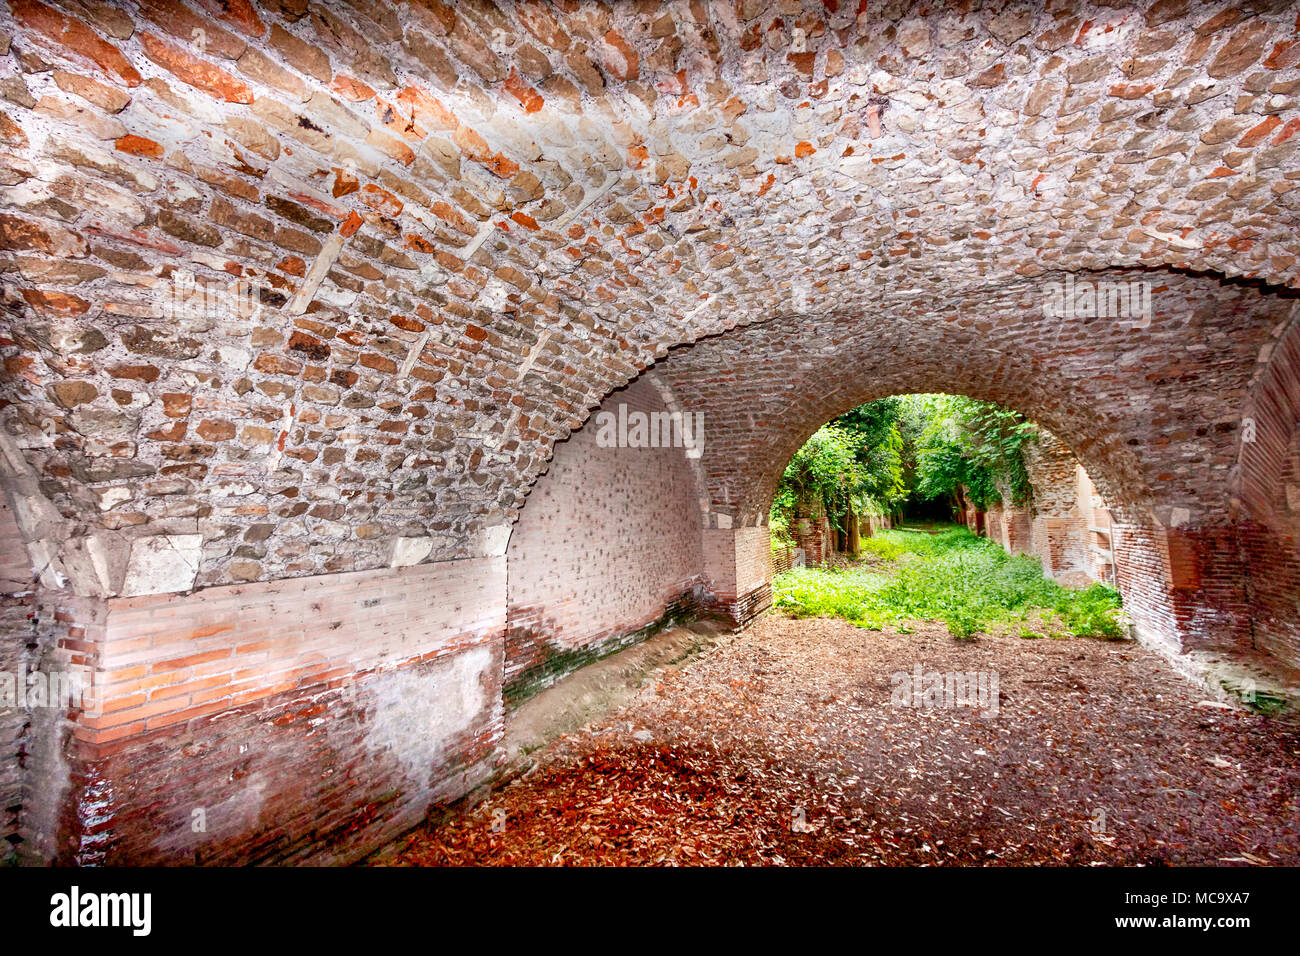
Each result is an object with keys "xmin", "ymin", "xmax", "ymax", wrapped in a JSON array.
[
  {"xmin": 651, "ymin": 272, "xmax": 1299, "ymax": 659},
  {"xmin": 0, "ymin": 0, "xmax": 1298, "ymax": 864}
]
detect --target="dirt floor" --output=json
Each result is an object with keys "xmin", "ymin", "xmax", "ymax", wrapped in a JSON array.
[{"xmin": 378, "ymin": 615, "xmax": 1300, "ymax": 866}]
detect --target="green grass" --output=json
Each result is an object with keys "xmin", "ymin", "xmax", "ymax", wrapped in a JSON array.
[{"xmin": 774, "ymin": 525, "xmax": 1126, "ymax": 641}]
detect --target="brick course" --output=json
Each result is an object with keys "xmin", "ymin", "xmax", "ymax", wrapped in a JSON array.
[{"xmin": 18, "ymin": 556, "xmax": 505, "ymax": 864}]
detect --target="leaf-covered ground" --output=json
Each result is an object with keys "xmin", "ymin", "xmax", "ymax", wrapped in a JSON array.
[{"xmin": 379, "ymin": 616, "xmax": 1300, "ymax": 866}]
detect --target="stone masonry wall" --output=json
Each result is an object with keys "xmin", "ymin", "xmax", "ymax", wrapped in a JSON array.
[
  {"xmin": 1, "ymin": 0, "xmax": 1299, "ymax": 863},
  {"xmin": 504, "ymin": 376, "xmax": 704, "ymax": 705},
  {"xmin": 2, "ymin": 0, "xmax": 1299, "ymax": 595}
]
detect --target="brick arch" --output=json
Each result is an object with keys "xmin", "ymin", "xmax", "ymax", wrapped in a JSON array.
[
  {"xmin": 653, "ymin": 268, "xmax": 1289, "ymax": 531},
  {"xmin": 4, "ymin": 0, "xmax": 1300, "ymax": 866},
  {"xmin": 641, "ymin": 268, "xmax": 1293, "ymax": 662},
  {"xmin": 2, "ymin": 0, "xmax": 1299, "ymax": 597},
  {"xmin": 1236, "ymin": 303, "xmax": 1300, "ymax": 662},
  {"xmin": 735, "ymin": 375, "xmax": 1132, "ymax": 529}
]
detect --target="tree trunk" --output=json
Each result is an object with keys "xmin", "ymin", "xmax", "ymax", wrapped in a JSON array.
[{"xmin": 847, "ymin": 498, "xmax": 860, "ymax": 557}]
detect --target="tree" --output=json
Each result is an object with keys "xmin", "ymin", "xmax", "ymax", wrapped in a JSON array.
[
  {"xmin": 771, "ymin": 394, "xmax": 1036, "ymax": 540},
  {"xmin": 910, "ymin": 395, "xmax": 1035, "ymax": 510}
]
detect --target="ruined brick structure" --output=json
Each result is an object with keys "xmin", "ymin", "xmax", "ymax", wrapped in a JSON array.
[
  {"xmin": 957, "ymin": 432, "xmax": 1116, "ymax": 585},
  {"xmin": 0, "ymin": 0, "xmax": 1298, "ymax": 864},
  {"xmin": 1019, "ymin": 428, "xmax": 1111, "ymax": 585}
]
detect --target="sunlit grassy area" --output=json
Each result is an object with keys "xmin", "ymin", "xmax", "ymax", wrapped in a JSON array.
[{"xmin": 773, "ymin": 525, "xmax": 1127, "ymax": 641}]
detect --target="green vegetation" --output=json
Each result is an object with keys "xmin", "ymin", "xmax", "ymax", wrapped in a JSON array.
[
  {"xmin": 907, "ymin": 395, "xmax": 1036, "ymax": 510},
  {"xmin": 770, "ymin": 404, "xmax": 905, "ymax": 549},
  {"xmin": 770, "ymin": 394, "xmax": 1038, "ymax": 544},
  {"xmin": 774, "ymin": 525, "xmax": 1126, "ymax": 641}
]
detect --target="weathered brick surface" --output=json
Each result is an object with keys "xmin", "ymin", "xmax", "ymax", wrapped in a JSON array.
[
  {"xmin": 504, "ymin": 376, "xmax": 705, "ymax": 703},
  {"xmin": 1023, "ymin": 429, "xmax": 1097, "ymax": 583},
  {"xmin": 701, "ymin": 526, "xmax": 772, "ymax": 627},
  {"xmin": 56, "ymin": 647, "xmax": 502, "ymax": 865},
  {"xmin": 1238, "ymin": 314, "xmax": 1300, "ymax": 666},
  {"xmin": 1076, "ymin": 466, "xmax": 1116, "ymax": 584},
  {"xmin": 1112, "ymin": 521, "xmax": 1253, "ymax": 655},
  {"xmin": 657, "ymin": 279, "xmax": 1294, "ymax": 532},
  {"xmin": 0, "ymin": 1, "xmax": 1297, "ymax": 592},
  {"xmin": 0, "ymin": 0, "xmax": 1298, "ymax": 863},
  {"xmin": 0, "ymin": 494, "xmax": 33, "ymax": 861},
  {"xmin": 984, "ymin": 502, "xmax": 1033, "ymax": 558},
  {"xmin": 21, "ymin": 557, "xmax": 505, "ymax": 864},
  {"xmin": 654, "ymin": 281, "xmax": 1298, "ymax": 664}
]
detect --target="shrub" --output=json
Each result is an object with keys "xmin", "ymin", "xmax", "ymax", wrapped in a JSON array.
[{"xmin": 772, "ymin": 524, "xmax": 1124, "ymax": 641}]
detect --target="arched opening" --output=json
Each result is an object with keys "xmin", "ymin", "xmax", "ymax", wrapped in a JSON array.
[
  {"xmin": 765, "ymin": 394, "xmax": 1118, "ymax": 589},
  {"xmin": 506, "ymin": 267, "xmax": 1300, "ymax": 693}
]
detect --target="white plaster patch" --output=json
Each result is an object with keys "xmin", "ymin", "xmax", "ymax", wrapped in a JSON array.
[
  {"xmin": 120, "ymin": 534, "xmax": 203, "ymax": 596},
  {"xmin": 478, "ymin": 277, "xmax": 512, "ymax": 312},
  {"xmin": 390, "ymin": 536, "xmax": 434, "ymax": 568},
  {"xmin": 471, "ymin": 524, "xmax": 512, "ymax": 557},
  {"xmin": 365, "ymin": 647, "xmax": 494, "ymax": 787},
  {"xmin": 95, "ymin": 486, "xmax": 133, "ymax": 511},
  {"xmin": 215, "ymin": 345, "xmax": 252, "ymax": 371},
  {"xmin": 25, "ymin": 539, "xmax": 67, "ymax": 590},
  {"xmin": 84, "ymin": 534, "xmax": 117, "ymax": 595}
]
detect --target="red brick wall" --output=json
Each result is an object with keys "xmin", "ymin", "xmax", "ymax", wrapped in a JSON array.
[
  {"xmin": 1005, "ymin": 507, "xmax": 1032, "ymax": 555},
  {"xmin": 24, "ymin": 558, "xmax": 505, "ymax": 865},
  {"xmin": 1, "ymin": 0, "xmax": 1297, "ymax": 865},
  {"xmin": 505, "ymin": 377, "xmax": 705, "ymax": 703},
  {"xmin": 983, "ymin": 504, "xmax": 1032, "ymax": 557},
  {"xmin": 1112, "ymin": 522, "xmax": 1252, "ymax": 657},
  {"xmin": 702, "ymin": 526, "xmax": 772, "ymax": 627},
  {"xmin": 1238, "ymin": 314, "xmax": 1300, "ymax": 667},
  {"xmin": 772, "ymin": 542, "xmax": 794, "ymax": 575},
  {"xmin": 1240, "ymin": 520, "xmax": 1300, "ymax": 665},
  {"xmin": 984, "ymin": 503, "xmax": 1002, "ymax": 545},
  {"xmin": 0, "ymin": 494, "xmax": 34, "ymax": 860},
  {"xmin": 793, "ymin": 512, "xmax": 829, "ymax": 567}
]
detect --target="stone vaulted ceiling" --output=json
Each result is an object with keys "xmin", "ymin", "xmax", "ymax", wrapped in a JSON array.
[{"xmin": 0, "ymin": 0, "xmax": 1298, "ymax": 590}]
